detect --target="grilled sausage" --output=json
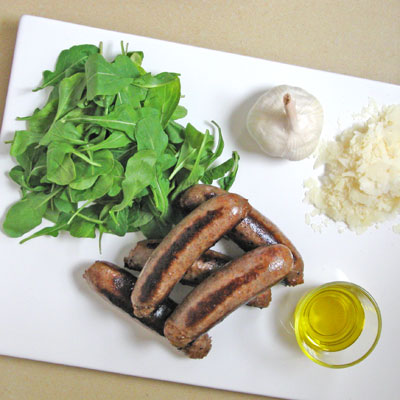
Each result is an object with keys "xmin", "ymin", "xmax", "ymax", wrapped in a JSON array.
[
  {"xmin": 125, "ymin": 239, "xmax": 272, "ymax": 308},
  {"xmin": 131, "ymin": 194, "xmax": 251, "ymax": 318},
  {"xmin": 179, "ymin": 184, "xmax": 304, "ymax": 286},
  {"xmin": 124, "ymin": 239, "xmax": 232, "ymax": 285},
  {"xmin": 164, "ymin": 244, "xmax": 293, "ymax": 348},
  {"xmin": 83, "ymin": 261, "xmax": 211, "ymax": 359}
]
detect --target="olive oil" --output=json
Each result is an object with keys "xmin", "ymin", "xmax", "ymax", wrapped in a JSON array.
[{"xmin": 295, "ymin": 284, "xmax": 365, "ymax": 352}]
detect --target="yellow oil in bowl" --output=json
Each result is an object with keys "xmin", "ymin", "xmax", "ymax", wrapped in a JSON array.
[{"xmin": 295, "ymin": 283, "xmax": 365, "ymax": 352}]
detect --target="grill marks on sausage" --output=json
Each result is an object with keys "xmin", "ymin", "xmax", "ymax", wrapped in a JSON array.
[
  {"xmin": 232, "ymin": 215, "xmax": 277, "ymax": 248},
  {"xmin": 138, "ymin": 209, "xmax": 223, "ymax": 303},
  {"xmin": 185, "ymin": 264, "xmax": 265, "ymax": 327},
  {"xmin": 164, "ymin": 245, "xmax": 293, "ymax": 348},
  {"xmin": 144, "ymin": 241, "xmax": 159, "ymax": 250},
  {"xmin": 83, "ymin": 261, "xmax": 212, "ymax": 358},
  {"xmin": 179, "ymin": 184, "xmax": 304, "ymax": 286},
  {"xmin": 99, "ymin": 274, "xmax": 135, "ymax": 316},
  {"xmin": 105, "ymin": 276, "xmax": 176, "ymax": 335}
]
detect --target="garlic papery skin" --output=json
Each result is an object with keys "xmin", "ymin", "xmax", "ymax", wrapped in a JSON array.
[{"xmin": 246, "ymin": 85, "xmax": 324, "ymax": 161}]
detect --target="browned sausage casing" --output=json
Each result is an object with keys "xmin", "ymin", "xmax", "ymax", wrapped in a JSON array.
[
  {"xmin": 179, "ymin": 184, "xmax": 304, "ymax": 286},
  {"xmin": 131, "ymin": 194, "xmax": 251, "ymax": 318},
  {"xmin": 83, "ymin": 261, "xmax": 212, "ymax": 359},
  {"xmin": 125, "ymin": 239, "xmax": 272, "ymax": 308},
  {"xmin": 124, "ymin": 239, "xmax": 232, "ymax": 285},
  {"xmin": 164, "ymin": 244, "xmax": 293, "ymax": 348}
]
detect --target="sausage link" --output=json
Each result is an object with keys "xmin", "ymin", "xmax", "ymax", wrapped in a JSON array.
[
  {"xmin": 125, "ymin": 239, "xmax": 272, "ymax": 308},
  {"xmin": 83, "ymin": 261, "xmax": 211, "ymax": 359},
  {"xmin": 179, "ymin": 184, "xmax": 304, "ymax": 286},
  {"xmin": 164, "ymin": 244, "xmax": 293, "ymax": 348},
  {"xmin": 131, "ymin": 194, "xmax": 251, "ymax": 318},
  {"xmin": 125, "ymin": 239, "xmax": 231, "ymax": 285}
]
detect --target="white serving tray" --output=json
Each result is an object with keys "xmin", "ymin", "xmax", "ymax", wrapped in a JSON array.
[{"xmin": 0, "ymin": 15, "xmax": 399, "ymax": 400}]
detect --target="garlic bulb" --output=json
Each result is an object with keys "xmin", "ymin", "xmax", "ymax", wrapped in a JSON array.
[{"xmin": 246, "ymin": 85, "xmax": 324, "ymax": 161}]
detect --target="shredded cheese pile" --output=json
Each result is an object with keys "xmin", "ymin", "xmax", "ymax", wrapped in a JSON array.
[{"xmin": 304, "ymin": 102, "xmax": 400, "ymax": 233}]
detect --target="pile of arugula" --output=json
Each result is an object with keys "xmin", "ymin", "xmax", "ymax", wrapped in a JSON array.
[{"xmin": 3, "ymin": 43, "xmax": 239, "ymax": 245}]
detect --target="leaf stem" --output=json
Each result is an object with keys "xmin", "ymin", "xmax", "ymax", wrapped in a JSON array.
[
  {"xmin": 72, "ymin": 150, "xmax": 101, "ymax": 166},
  {"xmin": 75, "ymin": 212, "xmax": 104, "ymax": 225},
  {"xmin": 109, "ymin": 210, "xmax": 119, "ymax": 226},
  {"xmin": 67, "ymin": 200, "xmax": 92, "ymax": 225},
  {"xmin": 168, "ymin": 148, "xmax": 196, "ymax": 180},
  {"xmin": 38, "ymin": 186, "xmax": 63, "ymax": 208}
]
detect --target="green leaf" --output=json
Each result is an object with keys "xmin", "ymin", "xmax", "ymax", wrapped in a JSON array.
[
  {"xmin": 217, "ymin": 151, "xmax": 240, "ymax": 191},
  {"xmin": 27, "ymin": 151, "xmax": 47, "ymax": 184},
  {"xmin": 127, "ymin": 207, "xmax": 154, "ymax": 231},
  {"xmin": 54, "ymin": 194, "xmax": 76, "ymax": 214},
  {"xmin": 8, "ymin": 166, "xmax": 47, "ymax": 193},
  {"xmin": 157, "ymin": 153, "xmax": 176, "ymax": 171},
  {"xmin": 150, "ymin": 173, "xmax": 170, "ymax": 217},
  {"xmin": 15, "ymin": 148, "xmax": 33, "ymax": 173},
  {"xmin": 17, "ymin": 91, "xmax": 58, "ymax": 133},
  {"xmin": 171, "ymin": 129, "xmax": 211, "ymax": 199},
  {"xmin": 168, "ymin": 123, "xmax": 210, "ymax": 180},
  {"xmin": 115, "ymin": 85, "xmax": 147, "ymax": 109},
  {"xmin": 113, "ymin": 149, "xmax": 157, "ymax": 211},
  {"xmin": 10, "ymin": 131, "xmax": 43, "ymax": 157},
  {"xmin": 3, "ymin": 192, "xmax": 50, "ymax": 237},
  {"xmin": 64, "ymin": 104, "xmax": 139, "ymax": 138},
  {"xmin": 93, "ymin": 94, "xmax": 115, "ymax": 109},
  {"xmin": 144, "ymin": 77, "xmax": 180, "ymax": 127},
  {"xmin": 46, "ymin": 142, "xmax": 76, "ymax": 185},
  {"xmin": 105, "ymin": 208, "xmax": 128, "ymax": 236},
  {"xmin": 202, "ymin": 157, "xmax": 234, "ymax": 184},
  {"xmin": 133, "ymin": 72, "xmax": 179, "ymax": 88},
  {"xmin": 171, "ymin": 105, "xmax": 187, "ymax": 120},
  {"xmin": 205, "ymin": 121, "xmax": 224, "ymax": 168},
  {"xmin": 128, "ymin": 51, "xmax": 144, "ymax": 67},
  {"xmin": 69, "ymin": 206, "xmax": 100, "ymax": 238},
  {"xmin": 9, "ymin": 166, "xmax": 27, "ymax": 187},
  {"xmin": 139, "ymin": 215, "xmax": 172, "ymax": 239},
  {"xmin": 165, "ymin": 121, "xmax": 184, "ymax": 144},
  {"xmin": 69, "ymin": 218, "xmax": 96, "ymax": 238},
  {"xmin": 107, "ymin": 160, "xmax": 124, "ymax": 197},
  {"xmin": 82, "ymin": 131, "xmax": 131, "ymax": 152},
  {"xmin": 55, "ymin": 72, "xmax": 86, "ymax": 120},
  {"xmin": 186, "ymin": 123, "xmax": 213, "ymax": 149},
  {"xmin": 40, "ymin": 121, "xmax": 86, "ymax": 146},
  {"xmin": 86, "ymin": 174, "xmax": 114, "ymax": 199},
  {"xmin": 35, "ymin": 44, "xmax": 99, "ymax": 90},
  {"xmin": 112, "ymin": 55, "xmax": 141, "ymax": 79},
  {"xmin": 135, "ymin": 116, "xmax": 168, "ymax": 155},
  {"xmin": 68, "ymin": 188, "xmax": 90, "ymax": 203},
  {"xmin": 85, "ymin": 54, "xmax": 135, "ymax": 100},
  {"xmin": 69, "ymin": 150, "xmax": 114, "ymax": 190}
]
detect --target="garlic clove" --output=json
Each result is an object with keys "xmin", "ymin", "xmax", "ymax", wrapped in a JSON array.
[{"xmin": 247, "ymin": 85, "xmax": 324, "ymax": 161}]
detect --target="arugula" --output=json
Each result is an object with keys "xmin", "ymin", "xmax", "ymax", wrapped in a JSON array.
[{"xmin": 3, "ymin": 43, "xmax": 240, "ymax": 247}]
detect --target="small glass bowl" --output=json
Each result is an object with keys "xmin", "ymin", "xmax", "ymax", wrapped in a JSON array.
[{"xmin": 294, "ymin": 281, "xmax": 382, "ymax": 368}]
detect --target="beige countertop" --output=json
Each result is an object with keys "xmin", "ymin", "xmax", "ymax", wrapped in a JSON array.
[{"xmin": 0, "ymin": 1, "xmax": 399, "ymax": 399}]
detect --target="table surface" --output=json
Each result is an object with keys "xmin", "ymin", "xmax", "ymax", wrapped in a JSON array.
[{"xmin": 0, "ymin": 1, "xmax": 399, "ymax": 399}]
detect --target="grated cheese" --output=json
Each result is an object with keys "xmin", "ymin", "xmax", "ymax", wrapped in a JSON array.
[{"xmin": 304, "ymin": 102, "xmax": 400, "ymax": 233}]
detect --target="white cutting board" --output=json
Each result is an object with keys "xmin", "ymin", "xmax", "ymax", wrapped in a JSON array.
[{"xmin": 0, "ymin": 15, "xmax": 399, "ymax": 400}]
